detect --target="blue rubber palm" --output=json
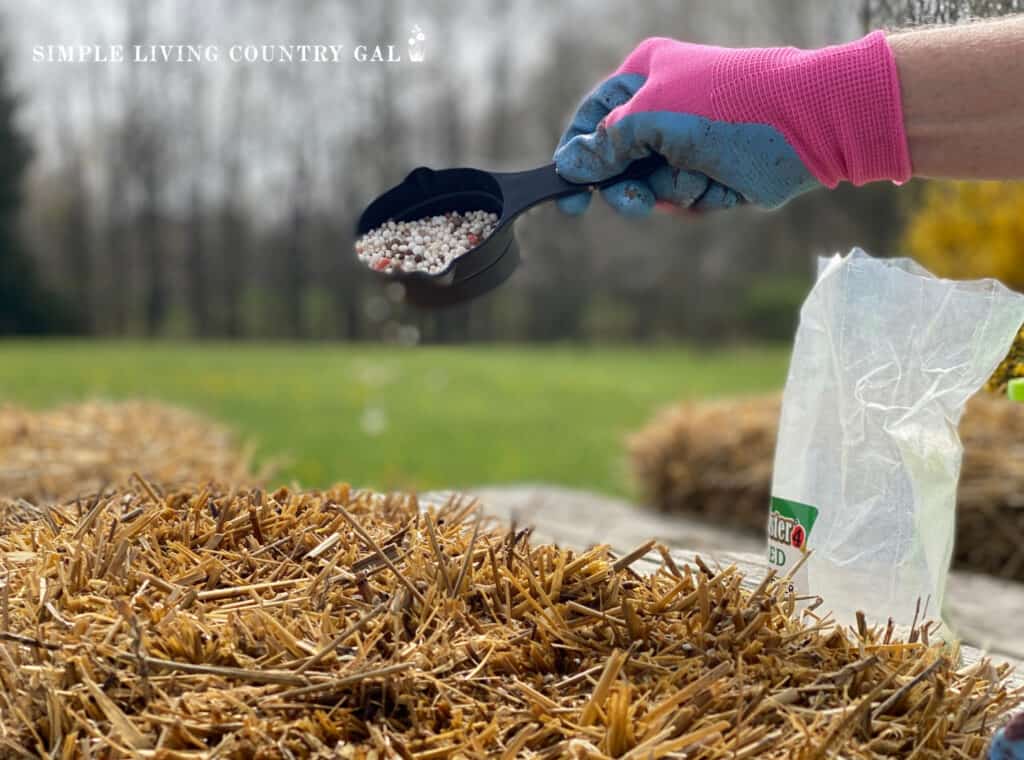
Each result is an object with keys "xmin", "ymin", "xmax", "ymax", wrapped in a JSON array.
[{"xmin": 554, "ymin": 72, "xmax": 819, "ymax": 217}]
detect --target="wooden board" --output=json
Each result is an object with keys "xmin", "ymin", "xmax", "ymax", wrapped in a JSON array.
[{"xmin": 428, "ymin": 484, "xmax": 1024, "ymax": 687}]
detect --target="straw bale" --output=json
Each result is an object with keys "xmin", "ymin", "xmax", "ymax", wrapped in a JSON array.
[
  {"xmin": 0, "ymin": 401, "xmax": 261, "ymax": 527},
  {"xmin": 0, "ymin": 481, "xmax": 1018, "ymax": 757},
  {"xmin": 629, "ymin": 395, "xmax": 781, "ymax": 536},
  {"xmin": 987, "ymin": 325, "xmax": 1024, "ymax": 394},
  {"xmin": 629, "ymin": 393, "xmax": 1024, "ymax": 581}
]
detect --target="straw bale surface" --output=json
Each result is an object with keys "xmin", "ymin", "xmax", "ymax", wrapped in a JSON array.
[{"xmin": 1, "ymin": 481, "xmax": 1019, "ymax": 758}]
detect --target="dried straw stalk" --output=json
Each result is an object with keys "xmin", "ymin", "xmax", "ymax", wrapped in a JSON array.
[{"xmin": 0, "ymin": 481, "xmax": 1019, "ymax": 757}]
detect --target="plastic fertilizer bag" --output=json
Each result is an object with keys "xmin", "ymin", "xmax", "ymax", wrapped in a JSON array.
[{"xmin": 768, "ymin": 249, "xmax": 1024, "ymax": 630}]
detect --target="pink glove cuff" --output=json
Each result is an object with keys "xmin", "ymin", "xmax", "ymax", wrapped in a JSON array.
[{"xmin": 711, "ymin": 31, "xmax": 912, "ymax": 188}]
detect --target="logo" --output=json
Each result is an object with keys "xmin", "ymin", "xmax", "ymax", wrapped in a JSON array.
[
  {"xmin": 767, "ymin": 511, "xmax": 800, "ymax": 546},
  {"xmin": 33, "ymin": 36, "xmax": 426, "ymax": 66},
  {"xmin": 408, "ymin": 25, "xmax": 426, "ymax": 62},
  {"xmin": 767, "ymin": 496, "xmax": 819, "ymax": 554}
]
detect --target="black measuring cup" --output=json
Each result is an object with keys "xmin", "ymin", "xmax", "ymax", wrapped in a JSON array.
[{"xmin": 355, "ymin": 154, "xmax": 666, "ymax": 308}]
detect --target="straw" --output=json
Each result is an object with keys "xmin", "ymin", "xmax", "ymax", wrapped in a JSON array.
[
  {"xmin": 0, "ymin": 401, "xmax": 269, "ymax": 530},
  {"xmin": 1, "ymin": 481, "xmax": 1018, "ymax": 757}
]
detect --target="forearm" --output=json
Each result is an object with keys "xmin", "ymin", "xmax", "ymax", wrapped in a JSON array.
[{"xmin": 888, "ymin": 17, "xmax": 1024, "ymax": 179}]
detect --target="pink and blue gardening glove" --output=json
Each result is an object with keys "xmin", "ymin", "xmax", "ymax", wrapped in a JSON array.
[
  {"xmin": 554, "ymin": 31, "xmax": 912, "ymax": 216},
  {"xmin": 990, "ymin": 712, "xmax": 1024, "ymax": 759}
]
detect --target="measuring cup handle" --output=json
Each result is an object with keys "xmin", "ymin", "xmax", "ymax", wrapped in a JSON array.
[
  {"xmin": 592, "ymin": 154, "xmax": 667, "ymax": 189},
  {"xmin": 494, "ymin": 154, "xmax": 669, "ymax": 221}
]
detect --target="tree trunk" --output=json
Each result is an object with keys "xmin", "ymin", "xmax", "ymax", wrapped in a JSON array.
[
  {"xmin": 284, "ymin": 153, "xmax": 308, "ymax": 339},
  {"xmin": 62, "ymin": 152, "xmax": 92, "ymax": 332},
  {"xmin": 186, "ymin": 188, "xmax": 210, "ymax": 336},
  {"xmin": 220, "ymin": 69, "xmax": 249, "ymax": 338},
  {"xmin": 140, "ymin": 162, "xmax": 165, "ymax": 336}
]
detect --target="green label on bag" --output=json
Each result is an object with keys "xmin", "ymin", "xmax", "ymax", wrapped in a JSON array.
[{"xmin": 768, "ymin": 496, "xmax": 819, "ymax": 550}]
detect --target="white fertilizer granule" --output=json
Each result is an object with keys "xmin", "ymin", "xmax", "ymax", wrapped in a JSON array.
[{"xmin": 355, "ymin": 210, "xmax": 499, "ymax": 276}]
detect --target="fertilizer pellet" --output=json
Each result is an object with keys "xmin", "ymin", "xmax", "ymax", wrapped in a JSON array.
[{"xmin": 355, "ymin": 210, "xmax": 499, "ymax": 275}]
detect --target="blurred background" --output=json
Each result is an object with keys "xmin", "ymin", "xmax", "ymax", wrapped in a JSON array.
[{"xmin": 0, "ymin": 0, "xmax": 1022, "ymax": 495}]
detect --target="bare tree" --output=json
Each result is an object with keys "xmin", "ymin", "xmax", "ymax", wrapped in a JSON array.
[
  {"xmin": 184, "ymin": 3, "xmax": 211, "ymax": 337},
  {"xmin": 465, "ymin": 0, "xmax": 520, "ymax": 342},
  {"xmin": 101, "ymin": 1, "xmax": 151, "ymax": 334},
  {"xmin": 425, "ymin": 0, "xmax": 472, "ymax": 343},
  {"xmin": 284, "ymin": 145, "xmax": 309, "ymax": 339},
  {"xmin": 327, "ymin": 2, "xmax": 410, "ymax": 341},
  {"xmin": 330, "ymin": 134, "xmax": 366, "ymax": 340},
  {"xmin": 54, "ymin": 111, "xmax": 92, "ymax": 331},
  {"xmin": 186, "ymin": 155, "xmax": 210, "ymax": 336},
  {"xmin": 137, "ymin": 120, "xmax": 167, "ymax": 336},
  {"xmin": 867, "ymin": 0, "xmax": 1024, "ymax": 25},
  {"xmin": 219, "ymin": 67, "xmax": 250, "ymax": 338}
]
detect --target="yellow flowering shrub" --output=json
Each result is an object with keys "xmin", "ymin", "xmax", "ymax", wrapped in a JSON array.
[
  {"xmin": 904, "ymin": 180, "xmax": 1024, "ymax": 288},
  {"xmin": 903, "ymin": 181, "xmax": 1024, "ymax": 392}
]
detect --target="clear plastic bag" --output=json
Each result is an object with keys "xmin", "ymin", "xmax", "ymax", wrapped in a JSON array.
[{"xmin": 768, "ymin": 249, "xmax": 1024, "ymax": 629}]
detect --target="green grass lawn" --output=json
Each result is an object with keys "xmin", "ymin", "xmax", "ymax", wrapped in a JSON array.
[{"xmin": 0, "ymin": 341, "xmax": 789, "ymax": 496}]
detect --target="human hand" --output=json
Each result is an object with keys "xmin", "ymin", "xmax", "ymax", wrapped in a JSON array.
[
  {"xmin": 554, "ymin": 32, "xmax": 911, "ymax": 217},
  {"xmin": 988, "ymin": 712, "xmax": 1024, "ymax": 760}
]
